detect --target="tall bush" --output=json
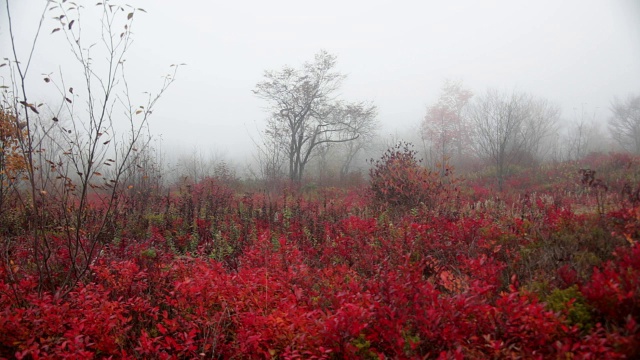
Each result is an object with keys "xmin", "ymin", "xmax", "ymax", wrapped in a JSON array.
[{"xmin": 368, "ymin": 142, "xmax": 445, "ymax": 212}]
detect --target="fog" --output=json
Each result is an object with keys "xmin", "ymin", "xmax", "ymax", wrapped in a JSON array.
[{"xmin": 2, "ymin": 0, "xmax": 639, "ymax": 169}]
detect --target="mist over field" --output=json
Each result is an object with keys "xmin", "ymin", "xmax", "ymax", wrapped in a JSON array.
[{"xmin": 2, "ymin": 0, "xmax": 639, "ymax": 178}]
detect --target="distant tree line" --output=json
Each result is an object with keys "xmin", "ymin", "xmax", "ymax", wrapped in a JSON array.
[{"xmin": 193, "ymin": 50, "xmax": 640, "ymax": 189}]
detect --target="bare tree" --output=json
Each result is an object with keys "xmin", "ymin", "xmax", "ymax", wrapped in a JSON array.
[
  {"xmin": 176, "ymin": 148, "xmax": 215, "ymax": 184},
  {"xmin": 521, "ymin": 97, "xmax": 561, "ymax": 160},
  {"xmin": 565, "ymin": 105, "xmax": 601, "ymax": 160},
  {"xmin": 609, "ymin": 94, "xmax": 640, "ymax": 154},
  {"xmin": 2, "ymin": 0, "xmax": 178, "ymax": 295},
  {"xmin": 253, "ymin": 50, "xmax": 374, "ymax": 182},
  {"xmin": 470, "ymin": 89, "xmax": 560, "ymax": 189},
  {"xmin": 470, "ymin": 89, "xmax": 531, "ymax": 190}
]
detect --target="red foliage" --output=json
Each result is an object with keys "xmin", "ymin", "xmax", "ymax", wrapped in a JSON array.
[
  {"xmin": 3, "ymin": 163, "xmax": 640, "ymax": 358},
  {"xmin": 368, "ymin": 142, "xmax": 444, "ymax": 211}
]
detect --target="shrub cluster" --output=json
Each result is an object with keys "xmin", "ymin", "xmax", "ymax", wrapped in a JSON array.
[{"xmin": 368, "ymin": 142, "xmax": 455, "ymax": 213}]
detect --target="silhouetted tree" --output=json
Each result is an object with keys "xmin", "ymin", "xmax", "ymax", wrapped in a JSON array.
[
  {"xmin": 609, "ymin": 94, "xmax": 640, "ymax": 154},
  {"xmin": 254, "ymin": 51, "xmax": 376, "ymax": 182},
  {"xmin": 469, "ymin": 89, "xmax": 559, "ymax": 190}
]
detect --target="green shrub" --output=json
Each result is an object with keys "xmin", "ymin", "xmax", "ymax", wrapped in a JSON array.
[{"xmin": 544, "ymin": 285, "xmax": 593, "ymax": 331}]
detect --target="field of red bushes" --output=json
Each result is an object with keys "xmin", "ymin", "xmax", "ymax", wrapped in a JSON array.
[{"xmin": 1, "ymin": 152, "xmax": 640, "ymax": 359}]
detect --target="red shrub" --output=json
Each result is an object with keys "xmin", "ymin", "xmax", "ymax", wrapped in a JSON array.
[{"xmin": 369, "ymin": 142, "xmax": 444, "ymax": 212}]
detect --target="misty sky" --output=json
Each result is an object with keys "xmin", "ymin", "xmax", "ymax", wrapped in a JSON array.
[{"xmin": 2, "ymin": 0, "xmax": 639, "ymax": 163}]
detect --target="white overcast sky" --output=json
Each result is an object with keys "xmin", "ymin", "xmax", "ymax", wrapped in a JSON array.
[{"xmin": 2, "ymin": 0, "xmax": 639, "ymax": 162}]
